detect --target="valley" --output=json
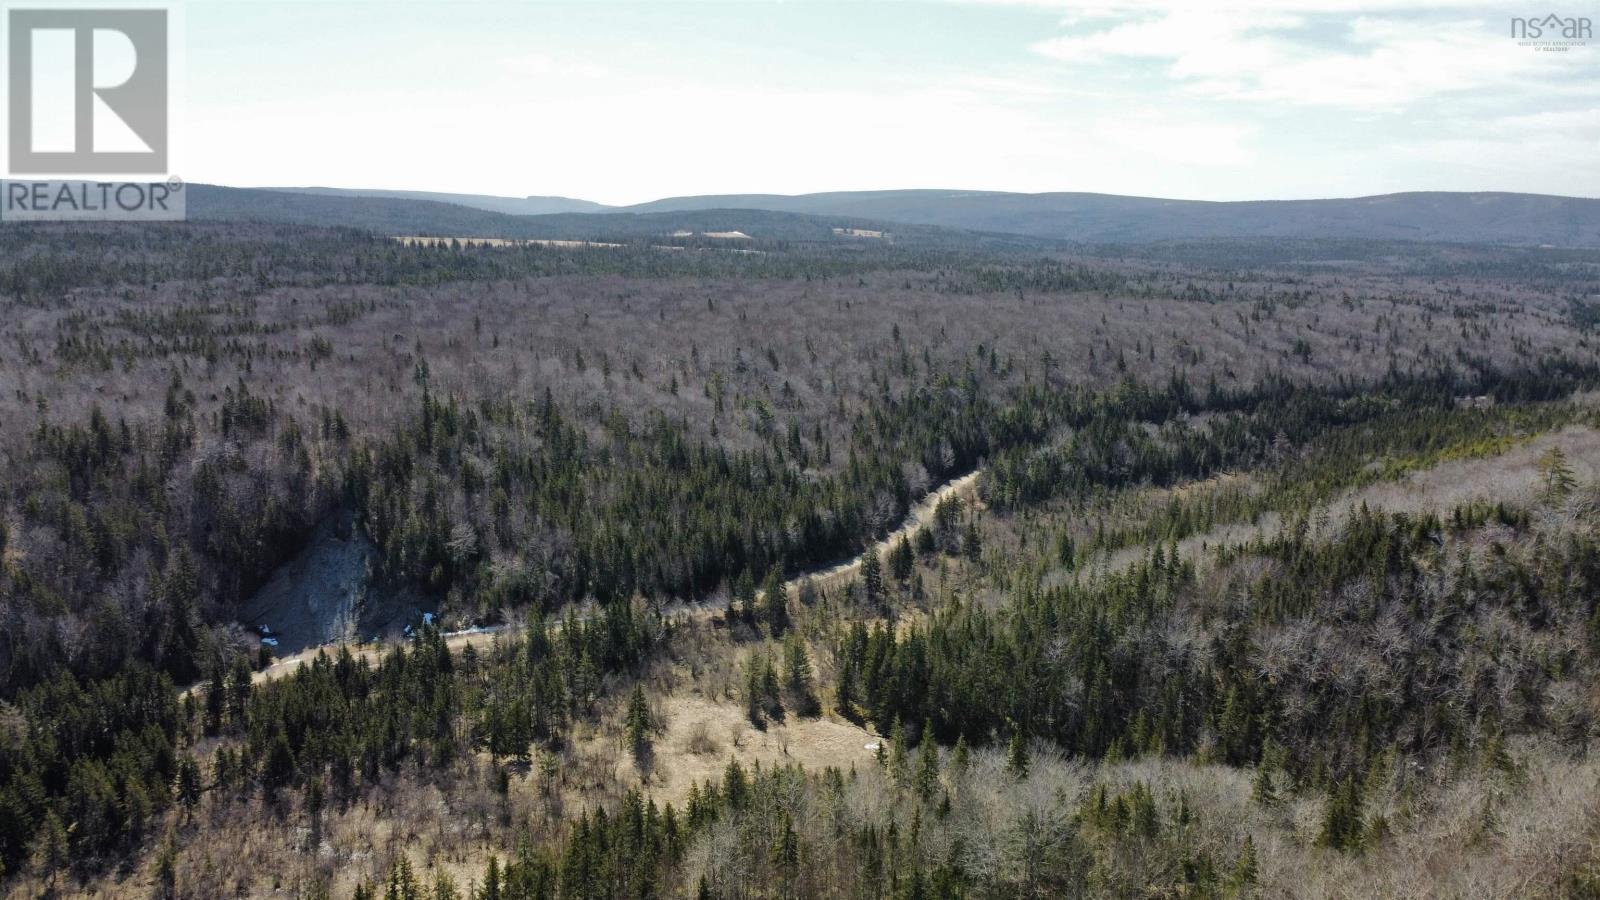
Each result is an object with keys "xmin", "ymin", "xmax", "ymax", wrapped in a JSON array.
[
  {"xmin": 3, "ymin": 214, "xmax": 1600, "ymax": 899},
  {"xmin": 5, "ymin": 0, "xmax": 1596, "ymax": 895}
]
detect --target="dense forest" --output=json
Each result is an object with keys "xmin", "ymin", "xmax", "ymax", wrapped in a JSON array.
[{"xmin": 2, "ymin": 220, "xmax": 1599, "ymax": 898}]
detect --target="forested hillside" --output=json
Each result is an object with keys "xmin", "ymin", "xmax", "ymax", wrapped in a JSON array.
[
  {"xmin": 191, "ymin": 185, "xmax": 1600, "ymax": 250},
  {"xmin": 1, "ymin": 220, "xmax": 1598, "ymax": 898},
  {"xmin": 183, "ymin": 185, "xmax": 1054, "ymax": 256},
  {"xmin": 618, "ymin": 190, "xmax": 1600, "ymax": 247},
  {"xmin": 229, "ymin": 186, "xmax": 1600, "ymax": 248}
]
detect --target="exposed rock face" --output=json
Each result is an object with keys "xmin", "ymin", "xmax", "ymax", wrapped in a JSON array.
[{"xmin": 240, "ymin": 511, "xmax": 426, "ymax": 654}]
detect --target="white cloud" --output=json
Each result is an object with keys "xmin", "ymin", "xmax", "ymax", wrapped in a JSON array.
[
  {"xmin": 1215, "ymin": 19, "xmax": 1542, "ymax": 108},
  {"xmin": 183, "ymin": 0, "xmax": 1600, "ymax": 202},
  {"xmin": 1031, "ymin": 10, "xmax": 1300, "ymax": 68},
  {"xmin": 1032, "ymin": 8, "xmax": 1579, "ymax": 110},
  {"xmin": 1491, "ymin": 107, "xmax": 1600, "ymax": 133}
]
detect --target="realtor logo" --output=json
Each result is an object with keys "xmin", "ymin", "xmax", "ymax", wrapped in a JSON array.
[
  {"xmin": 8, "ymin": 8, "xmax": 168, "ymax": 174},
  {"xmin": 1509, "ymin": 13, "xmax": 1592, "ymax": 50}
]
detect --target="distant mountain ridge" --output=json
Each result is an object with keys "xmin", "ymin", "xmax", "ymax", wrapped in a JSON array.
[
  {"xmin": 615, "ymin": 190, "xmax": 1600, "ymax": 247},
  {"xmin": 263, "ymin": 186, "xmax": 609, "ymax": 216},
  {"xmin": 187, "ymin": 185, "xmax": 1600, "ymax": 248},
  {"xmin": 183, "ymin": 184, "xmax": 1050, "ymax": 251}
]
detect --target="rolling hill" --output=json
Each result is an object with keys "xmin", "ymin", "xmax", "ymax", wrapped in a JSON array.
[
  {"xmin": 266, "ymin": 186, "xmax": 609, "ymax": 216},
  {"xmin": 619, "ymin": 190, "xmax": 1600, "ymax": 247},
  {"xmin": 182, "ymin": 184, "xmax": 1062, "ymax": 254},
  {"xmin": 182, "ymin": 184, "xmax": 1600, "ymax": 248}
]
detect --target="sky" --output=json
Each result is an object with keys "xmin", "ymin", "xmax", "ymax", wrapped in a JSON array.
[{"xmin": 165, "ymin": 0, "xmax": 1600, "ymax": 203}]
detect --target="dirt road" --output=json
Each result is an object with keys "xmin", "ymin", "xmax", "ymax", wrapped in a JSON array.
[
  {"xmin": 802, "ymin": 469, "xmax": 980, "ymax": 594},
  {"xmin": 229, "ymin": 469, "xmax": 983, "ymax": 689}
]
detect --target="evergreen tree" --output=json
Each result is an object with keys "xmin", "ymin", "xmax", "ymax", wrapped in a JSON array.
[
  {"xmin": 1540, "ymin": 446, "xmax": 1576, "ymax": 498},
  {"xmin": 160, "ymin": 548, "xmax": 202, "ymax": 683},
  {"xmin": 914, "ymin": 721, "xmax": 940, "ymax": 801},
  {"xmin": 385, "ymin": 856, "xmax": 420, "ymax": 900},
  {"xmin": 203, "ymin": 665, "xmax": 226, "ymax": 736},
  {"xmin": 861, "ymin": 546, "xmax": 886, "ymax": 609},
  {"xmin": 782, "ymin": 632, "xmax": 818, "ymax": 716},
  {"xmin": 175, "ymin": 754, "xmax": 203, "ymax": 818},
  {"xmin": 34, "ymin": 811, "xmax": 68, "ymax": 889},
  {"xmin": 888, "ymin": 718, "xmax": 909, "ymax": 786},
  {"xmin": 835, "ymin": 654, "xmax": 858, "ymax": 721},
  {"xmin": 306, "ymin": 776, "xmax": 326, "ymax": 849},
  {"xmin": 889, "ymin": 535, "xmax": 914, "ymax": 582},
  {"xmin": 626, "ymin": 685, "xmax": 653, "ymax": 764},
  {"xmin": 262, "ymin": 731, "xmax": 297, "ymax": 799},
  {"xmin": 1007, "ymin": 732, "xmax": 1030, "ymax": 779},
  {"xmin": 1250, "ymin": 763, "xmax": 1277, "ymax": 808},
  {"xmin": 732, "ymin": 570, "xmax": 758, "ymax": 626},
  {"xmin": 761, "ymin": 655, "xmax": 783, "ymax": 720},
  {"xmin": 480, "ymin": 856, "xmax": 501, "ymax": 900},
  {"xmin": 433, "ymin": 872, "xmax": 460, "ymax": 900},
  {"xmin": 952, "ymin": 735, "xmax": 971, "ymax": 779},
  {"xmin": 775, "ymin": 812, "xmax": 800, "ymax": 879},
  {"xmin": 745, "ymin": 653, "xmax": 781, "ymax": 726},
  {"xmin": 760, "ymin": 566, "xmax": 790, "ymax": 636},
  {"xmin": 962, "ymin": 520, "xmax": 983, "ymax": 561},
  {"xmin": 152, "ymin": 832, "xmax": 176, "ymax": 890},
  {"xmin": 1216, "ymin": 686, "xmax": 1253, "ymax": 765},
  {"xmin": 1231, "ymin": 834, "xmax": 1259, "ymax": 893},
  {"xmin": 227, "ymin": 653, "xmax": 254, "ymax": 731},
  {"xmin": 1318, "ymin": 778, "xmax": 1365, "ymax": 853}
]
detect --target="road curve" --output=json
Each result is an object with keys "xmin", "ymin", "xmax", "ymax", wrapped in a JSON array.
[{"xmin": 230, "ymin": 469, "xmax": 983, "ymax": 689}]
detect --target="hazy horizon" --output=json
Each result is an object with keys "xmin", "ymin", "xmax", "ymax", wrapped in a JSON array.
[
  {"xmin": 251, "ymin": 183, "xmax": 1600, "ymax": 206},
  {"xmin": 170, "ymin": 1, "xmax": 1600, "ymax": 206}
]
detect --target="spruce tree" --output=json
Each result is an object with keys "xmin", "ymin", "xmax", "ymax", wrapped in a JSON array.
[
  {"xmin": 835, "ymin": 655, "xmax": 858, "ymax": 720},
  {"xmin": 860, "ymin": 546, "xmax": 885, "ymax": 609},
  {"xmin": 760, "ymin": 654, "xmax": 783, "ymax": 721},
  {"xmin": 34, "ymin": 810, "xmax": 67, "ymax": 889},
  {"xmin": 914, "ymin": 721, "xmax": 940, "ymax": 800},
  {"xmin": 775, "ymin": 812, "xmax": 799, "ymax": 876},
  {"xmin": 760, "ymin": 566, "xmax": 789, "ymax": 636},
  {"xmin": 889, "ymin": 535, "xmax": 914, "ymax": 582},
  {"xmin": 176, "ymin": 754, "xmax": 203, "ymax": 818},
  {"xmin": 782, "ymin": 632, "xmax": 818, "ymax": 716},
  {"xmin": 1251, "ymin": 763, "xmax": 1277, "ymax": 808},
  {"xmin": 160, "ymin": 548, "xmax": 202, "ymax": 683},
  {"xmin": 1540, "ymin": 446, "xmax": 1576, "ymax": 498},
  {"xmin": 731, "ymin": 570, "xmax": 757, "ymax": 625},
  {"xmin": 1006, "ymin": 732, "xmax": 1030, "ymax": 779},
  {"xmin": 888, "ymin": 718, "xmax": 909, "ymax": 786},
  {"xmin": 385, "ymin": 856, "xmax": 419, "ymax": 900},
  {"xmin": 745, "ymin": 657, "xmax": 764, "ymax": 726},
  {"xmin": 1231, "ymin": 834, "xmax": 1259, "ymax": 891},
  {"xmin": 480, "ymin": 856, "xmax": 501, "ymax": 900},
  {"xmin": 626, "ymin": 685, "xmax": 652, "ymax": 764},
  {"xmin": 952, "ymin": 734, "xmax": 971, "ymax": 779},
  {"xmin": 1318, "ymin": 778, "xmax": 1364, "ymax": 852}
]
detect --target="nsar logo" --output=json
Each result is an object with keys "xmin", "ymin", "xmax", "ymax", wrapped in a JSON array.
[{"xmin": 1510, "ymin": 13, "xmax": 1592, "ymax": 51}]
